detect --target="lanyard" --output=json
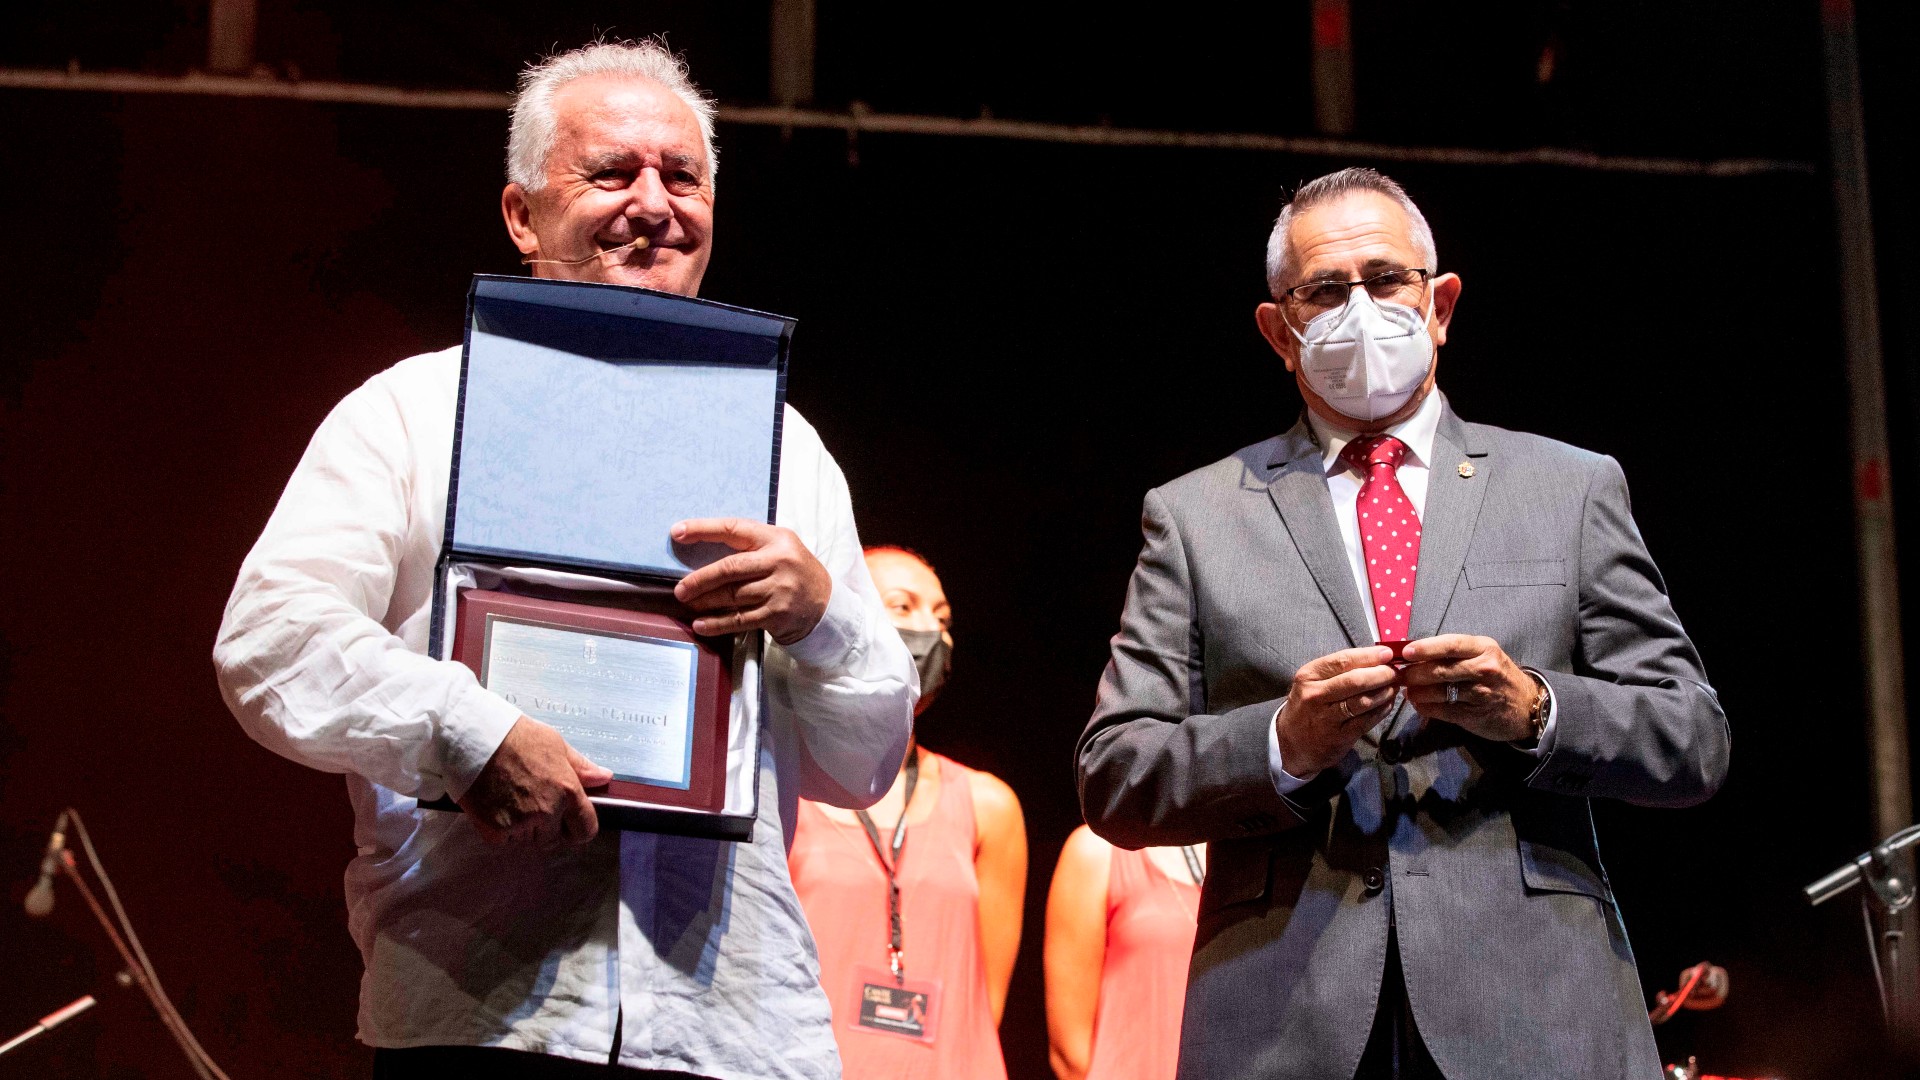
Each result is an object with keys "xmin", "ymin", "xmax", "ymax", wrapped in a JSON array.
[
  {"xmin": 854, "ymin": 750, "xmax": 920, "ymax": 983},
  {"xmin": 1180, "ymin": 844, "xmax": 1206, "ymax": 887}
]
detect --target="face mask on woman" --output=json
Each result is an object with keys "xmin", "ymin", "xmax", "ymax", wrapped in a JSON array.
[
  {"xmin": 1288, "ymin": 289, "xmax": 1434, "ymax": 423},
  {"xmin": 896, "ymin": 628, "xmax": 951, "ymax": 715}
]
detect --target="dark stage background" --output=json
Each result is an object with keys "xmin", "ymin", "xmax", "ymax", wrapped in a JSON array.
[{"xmin": 4, "ymin": 3, "xmax": 1920, "ymax": 1078}]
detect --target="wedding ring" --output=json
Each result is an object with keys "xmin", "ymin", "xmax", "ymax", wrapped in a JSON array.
[
  {"xmin": 1445, "ymin": 683, "xmax": 1461, "ymax": 705},
  {"xmin": 1338, "ymin": 699, "xmax": 1354, "ymax": 719}
]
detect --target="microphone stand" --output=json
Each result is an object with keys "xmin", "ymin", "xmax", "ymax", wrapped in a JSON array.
[
  {"xmin": 19, "ymin": 814, "xmax": 229, "ymax": 1079},
  {"xmin": 1806, "ymin": 822, "xmax": 1920, "ymax": 1049},
  {"xmin": 49, "ymin": 850, "xmax": 169, "ymax": 1022}
]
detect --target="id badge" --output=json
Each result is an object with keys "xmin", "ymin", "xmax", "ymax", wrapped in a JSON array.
[{"xmin": 849, "ymin": 964, "xmax": 942, "ymax": 1044}]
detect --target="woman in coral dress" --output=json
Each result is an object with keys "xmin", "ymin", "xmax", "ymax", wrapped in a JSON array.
[
  {"xmin": 1044, "ymin": 825, "xmax": 1204, "ymax": 1080},
  {"xmin": 789, "ymin": 547, "xmax": 1027, "ymax": 1080}
]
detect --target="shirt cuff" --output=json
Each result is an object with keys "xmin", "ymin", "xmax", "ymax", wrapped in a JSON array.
[
  {"xmin": 1266, "ymin": 699, "xmax": 1315, "ymax": 795},
  {"xmin": 437, "ymin": 672, "xmax": 526, "ymax": 799},
  {"xmin": 439, "ymin": 677, "xmax": 525, "ymax": 801},
  {"xmin": 778, "ymin": 582, "xmax": 864, "ymax": 673},
  {"xmin": 1518, "ymin": 668, "xmax": 1559, "ymax": 758}
]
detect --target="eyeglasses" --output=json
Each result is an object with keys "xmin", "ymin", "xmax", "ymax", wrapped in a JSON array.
[{"xmin": 1281, "ymin": 268, "xmax": 1433, "ymax": 319}]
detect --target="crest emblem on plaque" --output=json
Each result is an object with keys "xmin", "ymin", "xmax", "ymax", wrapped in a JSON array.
[{"xmin": 583, "ymin": 639, "xmax": 598, "ymax": 664}]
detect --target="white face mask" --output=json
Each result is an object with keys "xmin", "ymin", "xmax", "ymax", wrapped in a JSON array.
[{"xmin": 1288, "ymin": 289, "xmax": 1434, "ymax": 423}]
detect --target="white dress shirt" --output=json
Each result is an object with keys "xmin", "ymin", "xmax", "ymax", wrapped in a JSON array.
[
  {"xmin": 1267, "ymin": 391, "xmax": 1554, "ymax": 794},
  {"xmin": 214, "ymin": 346, "xmax": 916, "ymax": 1079}
]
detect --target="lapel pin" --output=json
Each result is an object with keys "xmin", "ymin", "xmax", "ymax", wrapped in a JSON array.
[{"xmin": 1458, "ymin": 461, "xmax": 1476, "ymax": 479}]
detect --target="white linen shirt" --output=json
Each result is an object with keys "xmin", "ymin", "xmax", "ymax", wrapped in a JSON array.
[
  {"xmin": 1268, "ymin": 391, "xmax": 1555, "ymax": 793},
  {"xmin": 213, "ymin": 346, "xmax": 916, "ymax": 1079}
]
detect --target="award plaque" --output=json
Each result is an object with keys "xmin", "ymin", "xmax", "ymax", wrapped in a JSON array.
[
  {"xmin": 424, "ymin": 275, "xmax": 795, "ymax": 839},
  {"xmin": 451, "ymin": 589, "xmax": 732, "ymax": 813}
]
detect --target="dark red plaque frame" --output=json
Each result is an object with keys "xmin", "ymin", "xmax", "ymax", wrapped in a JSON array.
[{"xmin": 451, "ymin": 588, "xmax": 733, "ymax": 814}]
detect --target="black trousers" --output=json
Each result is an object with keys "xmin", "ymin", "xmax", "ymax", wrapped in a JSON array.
[
  {"xmin": 371, "ymin": 1045, "xmax": 713, "ymax": 1080},
  {"xmin": 1353, "ymin": 929, "xmax": 1446, "ymax": 1080}
]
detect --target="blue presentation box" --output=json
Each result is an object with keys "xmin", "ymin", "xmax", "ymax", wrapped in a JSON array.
[{"xmin": 426, "ymin": 274, "xmax": 794, "ymax": 841}]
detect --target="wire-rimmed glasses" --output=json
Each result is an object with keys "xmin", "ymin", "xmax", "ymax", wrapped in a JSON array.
[{"xmin": 1281, "ymin": 267, "xmax": 1433, "ymax": 321}]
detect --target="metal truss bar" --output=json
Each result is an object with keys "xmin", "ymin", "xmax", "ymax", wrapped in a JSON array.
[{"xmin": 0, "ymin": 68, "xmax": 1813, "ymax": 177}]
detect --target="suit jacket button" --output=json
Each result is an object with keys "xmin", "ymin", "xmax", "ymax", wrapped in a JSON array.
[
  {"xmin": 1363, "ymin": 867, "xmax": 1385, "ymax": 894},
  {"xmin": 1380, "ymin": 743, "xmax": 1402, "ymax": 764}
]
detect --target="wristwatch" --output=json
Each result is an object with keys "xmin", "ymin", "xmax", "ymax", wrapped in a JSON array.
[{"xmin": 1511, "ymin": 670, "xmax": 1551, "ymax": 750}]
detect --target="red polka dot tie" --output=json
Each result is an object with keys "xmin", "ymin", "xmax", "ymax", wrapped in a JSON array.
[{"xmin": 1341, "ymin": 434, "xmax": 1422, "ymax": 642}]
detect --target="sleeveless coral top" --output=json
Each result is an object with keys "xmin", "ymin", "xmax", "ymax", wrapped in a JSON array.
[
  {"xmin": 790, "ymin": 752, "xmax": 1007, "ymax": 1080},
  {"xmin": 1086, "ymin": 846, "xmax": 1201, "ymax": 1080}
]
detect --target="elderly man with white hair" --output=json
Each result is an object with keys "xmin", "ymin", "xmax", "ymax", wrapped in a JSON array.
[{"xmin": 214, "ymin": 42, "xmax": 916, "ymax": 1080}]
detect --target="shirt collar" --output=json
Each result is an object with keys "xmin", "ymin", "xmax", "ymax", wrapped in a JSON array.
[{"xmin": 1308, "ymin": 389, "xmax": 1445, "ymax": 476}]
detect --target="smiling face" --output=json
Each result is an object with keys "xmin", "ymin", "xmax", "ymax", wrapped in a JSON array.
[{"xmin": 501, "ymin": 74, "xmax": 714, "ymax": 295}]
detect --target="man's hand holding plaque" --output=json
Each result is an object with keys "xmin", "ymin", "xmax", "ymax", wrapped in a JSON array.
[
  {"xmin": 447, "ymin": 517, "xmax": 832, "ymax": 840},
  {"xmin": 671, "ymin": 518, "xmax": 833, "ymax": 646},
  {"xmin": 458, "ymin": 717, "xmax": 615, "ymax": 847}
]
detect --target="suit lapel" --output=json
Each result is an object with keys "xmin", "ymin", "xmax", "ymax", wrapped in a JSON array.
[
  {"xmin": 1264, "ymin": 420, "xmax": 1373, "ymax": 649},
  {"xmin": 1407, "ymin": 406, "xmax": 1491, "ymax": 642}
]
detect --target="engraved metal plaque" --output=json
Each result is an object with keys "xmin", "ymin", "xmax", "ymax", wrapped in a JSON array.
[
  {"xmin": 450, "ymin": 588, "xmax": 732, "ymax": 815},
  {"xmin": 482, "ymin": 617, "xmax": 699, "ymax": 789}
]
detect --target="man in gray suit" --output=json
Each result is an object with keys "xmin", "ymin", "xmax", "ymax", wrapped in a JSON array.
[{"xmin": 1076, "ymin": 167, "xmax": 1729, "ymax": 1079}]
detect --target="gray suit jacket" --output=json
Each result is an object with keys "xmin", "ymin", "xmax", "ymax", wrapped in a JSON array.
[{"xmin": 1076, "ymin": 404, "xmax": 1729, "ymax": 1080}]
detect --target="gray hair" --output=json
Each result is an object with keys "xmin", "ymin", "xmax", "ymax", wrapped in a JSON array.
[
  {"xmin": 506, "ymin": 40, "xmax": 719, "ymax": 192},
  {"xmin": 1264, "ymin": 167, "xmax": 1436, "ymax": 297}
]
